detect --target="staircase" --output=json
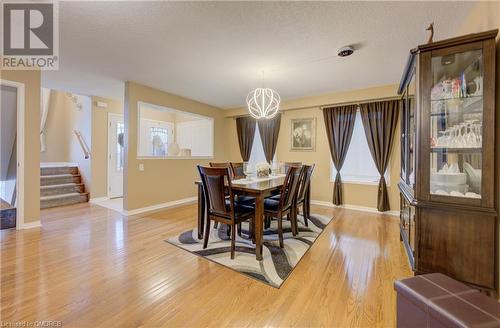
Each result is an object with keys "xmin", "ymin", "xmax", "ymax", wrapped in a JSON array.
[{"xmin": 40, "ymin": 165, "xmax": 89, "ymax": 209}]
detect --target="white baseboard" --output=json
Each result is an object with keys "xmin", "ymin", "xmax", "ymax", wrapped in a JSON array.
[
  {"xmin": 123, "ymin": 196, "xmax": 198, "ymax": 216},
  {"xmin": 311, "ymin": 200, "xmax": 399, "ymax": 217},
  {"xmin": 20, "ymin": 220, "xmax": 42, "ymax": 229},
  {"xmin": 89, "ymin": 197, "xmax": 109, "ymax": 203}
]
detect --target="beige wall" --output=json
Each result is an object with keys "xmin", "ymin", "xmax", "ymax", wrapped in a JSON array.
[
  {"xmin": 124, "ymin": 81, "xmax": 228, "ymax": 211},
  {"xmin": 458, "ymin": 0, "xmax": 500, "ymax": 293},
  {"xmin": 90, "ymin": 96, "xmax": 123, "ymax": 199},
  {"xmin": 40, "ymin": 90, "xmax": 72, "ymax": 162},
  {"xmin": 140, "ymin": 105, "xmax": 176, "ymax": 123},
  {"xmin": 1, "ymin": 70, "xmax": 41, "ymax": 224},
  {"xmin": 226, "ymin": 84, "xmax": 401, "ymax": 211}
]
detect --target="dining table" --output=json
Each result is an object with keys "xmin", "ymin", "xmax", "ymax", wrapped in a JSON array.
[{"xmin": 195, "ymin": 174, "xmax": 310, "ymax": 261}]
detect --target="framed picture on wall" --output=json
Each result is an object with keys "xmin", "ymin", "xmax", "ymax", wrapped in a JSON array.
[{"xmin": 290, "ymin": 118, "xmax": 316, "ymax": 151}]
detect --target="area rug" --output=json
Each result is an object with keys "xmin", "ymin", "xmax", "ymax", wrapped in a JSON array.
[{"xmin": 165, "ymin": 213, "xmax": 333, "ymax": 288}]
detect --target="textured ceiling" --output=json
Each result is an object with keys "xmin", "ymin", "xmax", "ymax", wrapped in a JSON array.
[{"xmin": 42, "ymin": 1, "xmax": 474, "ymax": 108}]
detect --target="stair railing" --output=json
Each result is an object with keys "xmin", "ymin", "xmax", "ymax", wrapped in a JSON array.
[{"xmin": 74, "ymin": 130, "xmax": 90, "ymax": 159}]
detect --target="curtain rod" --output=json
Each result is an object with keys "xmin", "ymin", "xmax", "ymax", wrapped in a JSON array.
[
  {"xmin": 318, "ymin": 96, "xmax": 401, "ymax": 110},
  {"xmin": 229, "ymin": 95, "xmax": 400, "ymax": 119}
]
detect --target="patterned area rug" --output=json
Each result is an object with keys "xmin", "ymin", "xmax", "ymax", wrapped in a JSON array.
[{"xmin": 165, "ymin": 213, "xmax": 333, "ymax": 288}]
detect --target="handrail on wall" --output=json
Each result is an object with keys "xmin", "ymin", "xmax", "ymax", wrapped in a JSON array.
[{"xmin": 73, "ymin": 130, "xmax": 90, "ymax": 159}]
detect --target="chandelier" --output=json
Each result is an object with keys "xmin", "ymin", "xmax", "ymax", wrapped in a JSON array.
[
  {"xmin": 246, "ymin": 88, "xmax": 280, "ymax": 119},
  {"xmin": 247, "ymin": 70, "xmax": 280, "ymax": 119}
]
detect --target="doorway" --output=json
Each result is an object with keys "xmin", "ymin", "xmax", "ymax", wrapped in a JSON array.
[
  {"xmin": 108, "ymin": 113, "xmax": 124, "ymax": 199},
  {"xmin": 0, "ymin": 80, "xmax": 25, "ymax": 230}
]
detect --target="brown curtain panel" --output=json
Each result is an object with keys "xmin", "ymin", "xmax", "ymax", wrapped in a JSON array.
[
  {"xmin": 236, "ymin": 116, "xmax": 256, "ymax": 161},
  {"xmin": 360, "ymin": 100, "xmax": 400, "ymax": 212},
  {"xmin": 323, "ymin": 105, "xmax": 357, "ymax": 205},
  {"xmin": 258, "ymin": 113, "xmax": 281, "ymax": 163}
]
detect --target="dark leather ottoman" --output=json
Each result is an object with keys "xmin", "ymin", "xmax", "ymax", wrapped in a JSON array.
[{"xmin": 394, "ymin": 273, "xmax": 500, "ymax": 327}]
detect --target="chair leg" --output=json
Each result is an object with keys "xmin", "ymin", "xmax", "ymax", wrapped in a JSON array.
[
  {"xmin": 237, "ymin": 222, "xmax": 242, "ymax": 237},
  {"xmin": 203, "ymin": 217, "xmax": 211, "ymax": 249},
  {"xmin": 214, "ymin": 222, "xmax": 218, "ymax": 229},
  {"xmin": 277, "ymin": 216, "xmax": 284, "ymax": 248},
  {"xmin": 230, "ymin": 222, "xmax": 236, "ymax": 259},
  {"xmin": 250, "ymin": 219, "xmax": 255, "ymax": 244},
  {"xmin": 292, "ymin": 207, "xmax": 299, "ymax": 236},
  {"xmin": 303, "ymin": 203, "xmax": 309, "ymax": 227},
  {"xmin": 264, "ymin": 216, "xmax": 271, "ymax": 229},
  {"xmin": 226, "ymin": 224, "xmax": 231, "ymax": 237}
]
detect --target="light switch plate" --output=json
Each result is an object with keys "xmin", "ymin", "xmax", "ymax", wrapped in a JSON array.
[{"xmin": 139, "ymin": 163, "xmax": 144, "ymax": 171}]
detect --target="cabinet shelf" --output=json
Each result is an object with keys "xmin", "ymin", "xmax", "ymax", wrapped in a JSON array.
[
  {"xmin": 430, "ymin": 109, "xmax": 483, "ymax": 117},
  {"xmin": 430, "ymin": 147, "xmax": 482, "ymax": 153},
  {"xmin": 430, "ymin": 96, "xmax": 483, "ymax": 116},
  {"xmin": 431, "ymin": 95, "xmax": 483, "ymax": 102}
]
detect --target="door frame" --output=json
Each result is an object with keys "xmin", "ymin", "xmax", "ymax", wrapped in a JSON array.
[
  {"xmin": 0, "ymin": 79, "xmax": 25, "ymax": 230},
  {"xmin": 107, "ymin": 112, "xmax": 124, "ymax": 198}
]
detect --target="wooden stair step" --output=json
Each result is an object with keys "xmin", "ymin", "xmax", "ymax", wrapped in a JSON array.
[
  {"xmin": 40, "ymin": 174, "xmax": 81, "ymax": 186},
  {"xmin": 40, "ymin": 192, "xmax": 89, "ymax": 209},
  {"xmin": 40, "ymin": 166, "xmax": 79, "ymax": 176},
  {"xmin": 40, "ymin": 183, "xmax": 85, "ymax": 196}
]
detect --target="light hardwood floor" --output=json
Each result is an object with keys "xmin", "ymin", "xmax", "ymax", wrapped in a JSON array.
[{"xmin": 1, "ymin": 203, "xmax": 411, "ymax": 327}]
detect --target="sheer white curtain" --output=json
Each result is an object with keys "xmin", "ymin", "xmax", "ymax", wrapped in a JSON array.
[{"xmin": 248, "ymin": 128, "xmax": 275, "ymax": 170}]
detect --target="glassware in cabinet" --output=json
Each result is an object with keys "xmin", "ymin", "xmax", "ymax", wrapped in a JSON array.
[{"xmin": 429, "ymin": 49, "xmax": 483, "ymax": 199}]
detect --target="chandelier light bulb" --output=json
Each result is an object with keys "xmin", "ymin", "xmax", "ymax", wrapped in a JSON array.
[{"xmin": 246, "ymin": 88, "xmax": 280, "ymax": 119}]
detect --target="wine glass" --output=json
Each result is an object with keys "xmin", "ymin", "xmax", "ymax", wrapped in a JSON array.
[
  {"xmin": 243, "ymin": 162, "xmax": 250, "ymax": 179},
  {"xmin": 271, "ymin": 161, "xmax": 279, "ymax": 176},
  {"xmin": 437, "ymin": 131, "xmax": 448, "ymax": 147}
]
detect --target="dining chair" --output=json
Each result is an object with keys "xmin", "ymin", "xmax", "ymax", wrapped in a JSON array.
[
  {"xmin": 296, "ymin": 164, "xmax": 315, "ymax": 227},
  {"xmin": 210, "ymin": 162, "xmax": 233, "ymax": 177},
  {"xmin": 263, "ymin": 166, "xmax": 303, "ymax": 248},
  {"xmin": 283, "ymin": 162, "xmax": 302, "ymax": 173},
  {"xmin": 230, "ymin": 162, "xmax": 246, "ymax": 179},
  {"xmin": 197, "ymin": 166, "xmax": 255, "ymax": 259},
  {"xmin": 227, "ymin": 161, "xmax": 256, "ymax": 210}
]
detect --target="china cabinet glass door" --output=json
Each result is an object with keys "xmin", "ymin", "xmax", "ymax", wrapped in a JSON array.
[
  {"xmin": 400, "ymin": 92, "xmax": 407, "ymax": 182},
  {"xmin": 408, "ymin": 71, "xmax": 416, "ymax": 192},
  {"xmin": 429, "ymin": 48, "xmax": 483, "ymax": 199}
]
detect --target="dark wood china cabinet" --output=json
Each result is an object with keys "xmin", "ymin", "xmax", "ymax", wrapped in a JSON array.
[{"xmin": 398, "ymin": 29, "xmax": 498, "ymax": 294}]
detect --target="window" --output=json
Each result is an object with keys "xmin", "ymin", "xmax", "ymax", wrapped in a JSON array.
[
  {"xmin": 248, "ymin": 127, "xmax": 267, "ymax": 168},
  {"xmin": 116, "ymin": 122, "xmax": 125, "ymax": 170},
  {"xmin": 150, "ymin": 127, "xmax": 168, "ymax": 156},
  {"xmin": 330, "ymin": 110, "xmax": 389, "ymax": 184},
  {"xmin": 137, "ymin": 101, "xmax": 214, "ymax": 158},
  {"xmin": 138, "ymin": 118, "xmax": 173, "ymax": 157}
]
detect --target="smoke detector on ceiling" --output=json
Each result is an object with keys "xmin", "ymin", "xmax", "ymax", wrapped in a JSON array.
[{"xmin": 337, "ymin": 46, "xmax": 354, "ymax": 57}]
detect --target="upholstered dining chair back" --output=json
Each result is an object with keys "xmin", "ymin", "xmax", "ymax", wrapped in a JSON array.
[
  {"xmin": 230, "ymin": 162, "xmax": 245, "ymax": 179},
  {"xmin": 279, "ymin": 166, "xmax": 302, "ymax": 212},
  {"xmin": 297, "ymin": 164, "xmax": 315, "ymax": 203},
  {"xmin": 209, "ymin": 162, "xmax": 233, "ymax": 177},
  {"xmin": 197, "ymin": 166, "xmax": 233, "ymax": 217},
  {"xmin": 209, "ymin": 162, "xmax": 230, "ymax": 168},
  {"xmin": 284, "ymin": 162, "xmax": 302, "ymax": 174}
]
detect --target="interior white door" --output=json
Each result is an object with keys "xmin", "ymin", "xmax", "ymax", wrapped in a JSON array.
[{"xmin": 108, "ymin": 114, "xmax": 124, "ymax": 198}]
